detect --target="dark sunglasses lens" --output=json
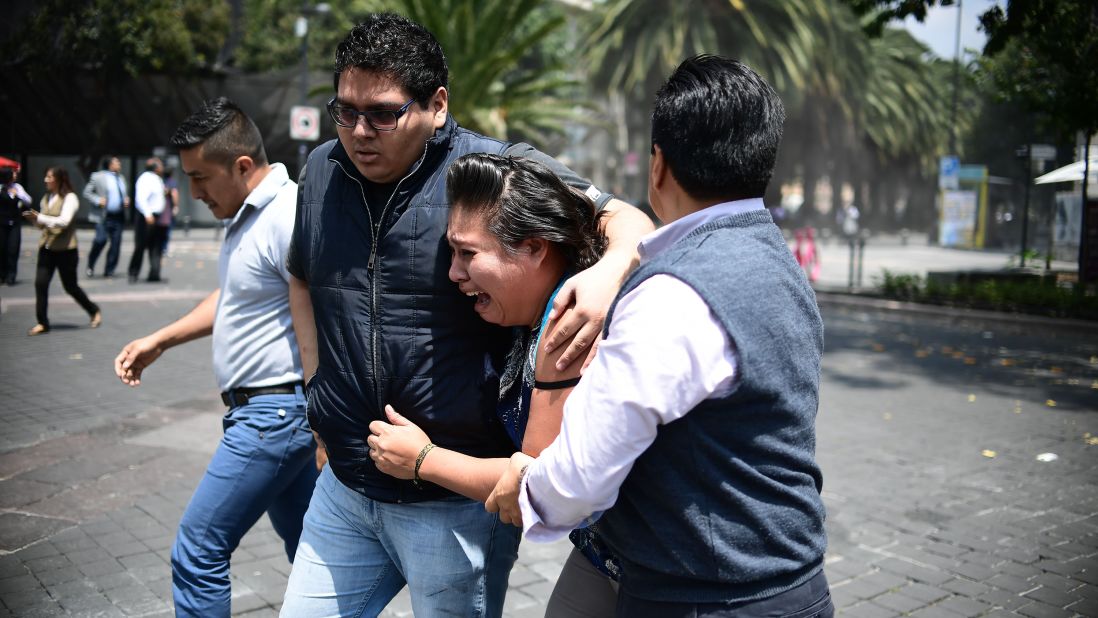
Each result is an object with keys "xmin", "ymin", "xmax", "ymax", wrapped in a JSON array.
[
  {"xmin": 367, "ymin": 112, "xmax": 398, "ymax": 130},
  {"xmin": 333, "ymin": 106, "xmax": 357, "ymax": 127}
]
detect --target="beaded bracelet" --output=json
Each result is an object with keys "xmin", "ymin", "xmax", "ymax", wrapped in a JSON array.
[{"xmin": 413, "ymin": 443, "xmax": 436, "ymax": 489}]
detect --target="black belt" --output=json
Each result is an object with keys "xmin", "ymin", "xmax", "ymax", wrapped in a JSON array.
[{"xmin": 221, "ymin": 381, "xmax": 303, "ymax": 408}]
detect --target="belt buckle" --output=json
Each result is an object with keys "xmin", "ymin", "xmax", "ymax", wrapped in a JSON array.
[{"xmin": 222, "ymin": 390, "xmax": 250, "ymax": 408}]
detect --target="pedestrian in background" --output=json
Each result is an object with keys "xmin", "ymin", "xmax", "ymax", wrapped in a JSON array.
[
  {"xmin": 84, "ymin": 156, "xmax": 130, "ymax": 278},
  {"xmin": 113, "ymin": 98, "xmax": 317, "ymax": 617},
  {"xmin": 128, "ymin": 157, "xmax": 166, "ymax": 283},
  {"xmin": 23, "ymin": 166, "xmax": 102, "ymax": 336},
  {"xmin": 1, "ymin": 166, "xmax": 32, "ymax": 285}
]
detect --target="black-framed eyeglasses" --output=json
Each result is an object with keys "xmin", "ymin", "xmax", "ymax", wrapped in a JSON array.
[{"xmin": 327, "ymin": 97, "xmax": 417, "ymax": 131}]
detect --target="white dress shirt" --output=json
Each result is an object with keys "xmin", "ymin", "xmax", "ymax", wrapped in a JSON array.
[
  {"xmin": 134, "ymin": 170, "xmax": 165, "ymax": 218},
  {"xmin": 519, "ymin": 198, "xmax": 766, "ymax": 541}
]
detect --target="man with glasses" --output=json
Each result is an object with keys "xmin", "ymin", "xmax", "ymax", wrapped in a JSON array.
[
  {"xmin": 280, "ymin": 12, "xmax": 653, "ymax": 617},
  {"xmin": 83, "ymin": 156, "xmax": 129, "ymax": 278}
]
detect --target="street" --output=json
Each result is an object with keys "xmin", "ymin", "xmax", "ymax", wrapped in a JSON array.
[{"xmin": 0, "ymin": 227, "xmax": 1096, "ymax": 617}]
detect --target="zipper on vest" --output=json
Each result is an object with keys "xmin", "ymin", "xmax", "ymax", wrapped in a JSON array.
[{"xmin": 366, "ymin": 144, "xmax": 428, "ymax": 414}]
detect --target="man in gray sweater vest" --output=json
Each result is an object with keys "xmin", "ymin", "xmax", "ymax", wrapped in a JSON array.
[{"xmin": 487, "ymin": 55, "xmax": 832, "ymax": 617}]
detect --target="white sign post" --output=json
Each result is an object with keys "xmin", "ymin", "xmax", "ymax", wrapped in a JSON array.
[{"xmin": 290, "ymin": 105, "xmax": 321, "ymax": 142}]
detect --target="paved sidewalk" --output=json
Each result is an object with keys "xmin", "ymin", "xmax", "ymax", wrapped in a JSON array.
[{"xmin": 1, "ymin": 227, "xmax": 1095, "ymax": 617}]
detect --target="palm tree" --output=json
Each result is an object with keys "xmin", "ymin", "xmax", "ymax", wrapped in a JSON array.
[
  {"xmin": 584, "ymin": 0, "xmax": 858, "ymax": 202},
  {"xmin": 389, "ymin": 0, "xmax": 589, "ymax": 145}
]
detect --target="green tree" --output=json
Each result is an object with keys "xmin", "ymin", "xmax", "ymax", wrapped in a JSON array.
[
  {"xmin": 9, "ymin": 0, "xmax": 230, "ymax": 77},
  {"xmin": 980, "ymin": 0, "xmax": 1098, "ymax": 280},
  {"xmin": 235, "ymin": 0, "xmax": 583, "ymax": 147},
  {"xmin": 841, "ymin": 0, "xmax": 956, "ymax": 35},
  {"xmin": 5, "ymin": 0, "xmax": 231, "ymax": 174}
]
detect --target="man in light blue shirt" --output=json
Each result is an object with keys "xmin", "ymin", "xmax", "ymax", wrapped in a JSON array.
[
  {"xmin": 113, "ymin": 98, "xmax": 318, "ymax": 618},
  {"xmin": 83, "ymin": 156, "xmax": 129, "ymax": 277}
]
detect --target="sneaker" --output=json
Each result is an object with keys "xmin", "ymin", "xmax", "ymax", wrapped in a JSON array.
[
  {"xmin": 89, "ymin": 311, "xmax": 102, "ymax": 328},
  {"xmin": 27, "ymin": 324, "xmax": 49, "ymax": 336},
  {"xmin": 85, "ymin": 268, "xmax": 94, "ymax": 278}
]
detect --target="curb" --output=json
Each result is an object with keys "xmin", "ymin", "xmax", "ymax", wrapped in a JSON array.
[{"xmin": 814, "ymin": 289, "xmax": 1098, "ymax": 335}]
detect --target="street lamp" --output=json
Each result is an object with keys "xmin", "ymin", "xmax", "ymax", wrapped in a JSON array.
[{"xmin": 297, "ymin": 2, "xmax": 331, "ymax": 175}]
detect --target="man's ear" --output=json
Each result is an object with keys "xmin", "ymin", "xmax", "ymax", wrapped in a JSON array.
[
  {"xmin": 431, "ymin": 86, "xmax": 449, "ymax": 129},
  {"xmin": 234, "ymin": 156, "xmax": 256, "ymax": 178},
  {"xmin": 649, "ymin": 145, "xmax": 667, "ymax": 192}
]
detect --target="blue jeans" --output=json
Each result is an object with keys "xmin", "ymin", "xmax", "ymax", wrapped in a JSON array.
[
  {"xmin": 171, "ymin": 389, "xmax": 318, "ymax": 617},
  {"xmin": 87, "ymin": 214, "xmax": 124, "ymax": 275},
  {"xmin": 280, "ymin": 465, "xmax": 521, "ymax": 618}
]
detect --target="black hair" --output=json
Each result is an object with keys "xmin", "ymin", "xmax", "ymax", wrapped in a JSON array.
[
  {"xmin": 652, "ymin": 55, "xmax": 785, "ymax": 201},
  {"xmin": 101, "ymin": 157, "xmax": 118, "ymax": 171},
  {"xmin": 145, "ymin": 157, "xmax": 161, "ymax": 172},
  {"xmin": 333, "ymin": 13, "xmax": 448, "ymax": 104},
  {"xmin": 169, "ymin": 97, "xmax": 268, "ymax": 168},
  {"xmin": 447, "ymin": 154, "xmax": 606, "ymax": 271},
  {"xmin": 0, "ymin": 168, "xmax": 12, "ymax": 184}
]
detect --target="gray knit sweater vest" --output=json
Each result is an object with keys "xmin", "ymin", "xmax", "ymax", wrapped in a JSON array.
[{"xmin": 597, "ymin": 209, "xmax": 827, "ymax": 603}]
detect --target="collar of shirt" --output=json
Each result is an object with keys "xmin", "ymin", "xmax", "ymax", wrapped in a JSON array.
[
  {"xmin": 637, "ymin": 198, "xmax": 765, "ymax": 265},
  {"xmin": 225, "ymin": 163, "xmax": 290, "ymax": 229}
]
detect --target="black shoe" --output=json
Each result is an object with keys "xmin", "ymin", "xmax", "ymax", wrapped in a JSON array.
[
  {"xmin": 104, "ymin": 272, "xmax": 115, "ymax": 279},
  {"xmin": 85, "ymin": 268, "xmax": 94, "ymax": 278},
  {"xmin": 147, "ymin": 276, "xmax": 161, "ymax": 283},
  {"xmin": 128, "ymin": 274, "xmax": 138, "ymax": 284}
]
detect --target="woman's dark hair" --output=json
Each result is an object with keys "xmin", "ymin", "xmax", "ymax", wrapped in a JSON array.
[
  {"xmin": 47, "ymin": 167, "xmax": 74, "ymax": 197},
  {"xmin": 447, "ymin": 154, "xmax": 606, "ymax": 271},
  {"xmin": 0, "ymin": 168, "xmax": 12, "ymax": 184}
]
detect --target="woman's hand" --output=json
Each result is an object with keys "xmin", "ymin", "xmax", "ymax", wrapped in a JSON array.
[
  {"xmin": 486, "ymin": 452, "xmax": 535, "ymax": 527},
  {"xmin": 367, "ymin": 405, "xmax": 431, "ymax": 480},
  {"xmin": 21, "ymin": 209, "xmax": 39, "ymax": 225}
]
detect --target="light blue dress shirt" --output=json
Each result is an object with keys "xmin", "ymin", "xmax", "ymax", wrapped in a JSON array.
[{"xmin": 212, "ymin": 163, "xmax": 303, "ymax": 391}]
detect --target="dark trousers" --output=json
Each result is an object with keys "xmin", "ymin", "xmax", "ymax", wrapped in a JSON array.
[
  {"xmin": 0, "ymin": 221, "xmax": 20, "ymax": 283},
  {"xmin": 87, "ymin": 213, "xmax": 125, "ymax": 275},
  {"xmin": 129, "ymin": 217, "xmax": 167, "ymax": 281},
  {"xmin": 35, "ymin": 247, "xmax": 100, "ymax": 328},
  {"xmin": 616, "ymin": 569, "xmax": 834, "ymax": 618}
]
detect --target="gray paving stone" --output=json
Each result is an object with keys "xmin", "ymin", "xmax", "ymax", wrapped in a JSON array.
[
  {"xmin": 950, "ymin": 560, "xmax": 998, "ymax": 582},
  {"xmin": 876, "ymin": 557, "xmax": 953, "ymax": 586},
  {"xmin": 0, "ymin": 513, "xmax": 72, "ymax": 553},
  {"xmin": 978, "ymin": 587, "xmax": 1032, "ymax": 612},
  {"xmin": 1016, "ymin": 599, "xmax": 1074, "ymax": 618},
  {"xmin": 78, "ymin": 557, "xmax": 126, "ymax": 578},
  {"xmin": 842, "ymin": 601, "xmax": 901, "ymax": 618},
  {"xmin": 1065, "ymin": 597, "xmax": 1098, "ymax": 616},
  {"xmin": 34, "ymin": 565, "xmax": 84, "ymax": 586},
  {"xmin": 1024, "ymin": 585, "xmax": 1084, "ymax": 609},
  {"xmin": 23, "ymin": 554, "xmax": 71, "ymax": 572},
  {"xmin": 872, "ymin": 591, "xmax": 927, "ymax": 613},
  {"xmin": 934, "ymin": 594, "xmax": 992, "ymax": 616},
  {"xmin": 898, "ymin": 582, "xmax": 951, "ymax": 604},
  {"xmin": 941, "ymin": 576, "xmax": 992, "ymax": 598}
]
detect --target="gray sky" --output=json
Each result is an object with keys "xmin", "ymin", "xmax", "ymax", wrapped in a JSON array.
[{"xmin": 902, "ymin": 0, "xmax": 1003, "ymax": 59}]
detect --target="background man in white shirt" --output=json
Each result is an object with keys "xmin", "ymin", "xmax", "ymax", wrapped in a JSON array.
[{"xmin": 128, "ymin": 157, "xmax": 165, "ymax": 283}]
